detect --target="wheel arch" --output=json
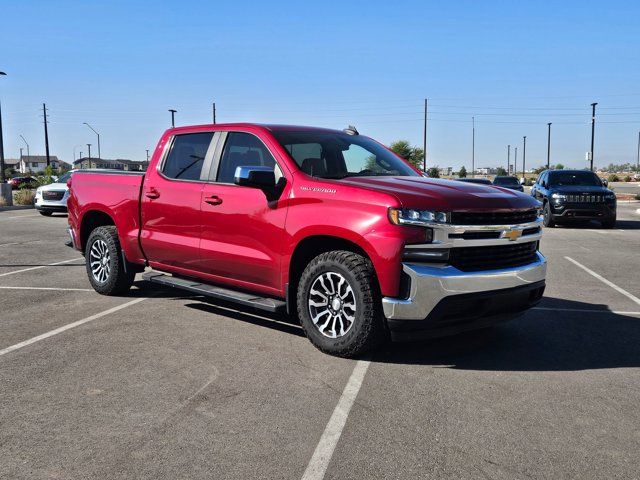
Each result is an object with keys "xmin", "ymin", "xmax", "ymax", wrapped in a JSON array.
[
  {"xmin": 286, "ymin": 235, "xmax": 376, "ymax": 315},
  {"xmin": 80, "ymin": 210, "xmax": 115, "ymax": 253}
]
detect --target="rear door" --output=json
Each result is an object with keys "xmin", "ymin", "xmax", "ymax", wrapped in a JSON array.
[
  {"xmin": 198, "ymin": 131, "xmax": 289, "ymax": 294},
  {"xmin": 140, "ymin": 131, "xmax": 217, "ymax": 272}
]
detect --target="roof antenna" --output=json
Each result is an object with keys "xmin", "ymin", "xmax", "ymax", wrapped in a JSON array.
[{"xmin": 343, "ymin": 125, "xmax": 359, "ymax": 135}]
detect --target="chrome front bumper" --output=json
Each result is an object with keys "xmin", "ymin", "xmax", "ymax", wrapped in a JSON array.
[{"xmin": 382, "ymin": 252, "xmax": 547, "ymax": 320}]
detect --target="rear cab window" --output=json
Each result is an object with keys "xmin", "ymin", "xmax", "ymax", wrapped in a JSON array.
[{"xmin": 162, "ymin": 132, "xmax": 214, "ymax": 181}]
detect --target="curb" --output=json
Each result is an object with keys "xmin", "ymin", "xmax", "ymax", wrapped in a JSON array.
[{"xmin": 0, "ymin": 205, "xmax": 35, "ymax": 212}]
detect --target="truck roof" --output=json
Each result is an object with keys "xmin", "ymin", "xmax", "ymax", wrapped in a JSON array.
[{"xmin": 166, "ymin": 123, "xmax": 345, "ymax": 135}]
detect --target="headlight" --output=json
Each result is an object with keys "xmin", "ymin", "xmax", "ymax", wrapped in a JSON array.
[
  {"xmin": 551, "ymin": 193, "xmax": 566, "ymax": 201},
  {"xmin": 35, "ymin": 188, "xmax": 42, "ymax": 196},
  {"xmin": 388, "ymin": 208, "xmax": 449, "ymax": 226}
]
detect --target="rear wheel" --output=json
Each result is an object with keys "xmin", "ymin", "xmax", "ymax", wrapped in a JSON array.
[
  {"xmin": 543, "ymin": 202, "xmax": 555, "ymax": 227},
  {"xmin": 38, "ymin": 211, "xmax": 53, "ymax": 216},
  {"xmin": 296, "ymin": 250, "xmax": 385, "ymax": 357},
  {"xmin": 85, "ymin": 226, "xmax": 135, "ymax": 295}
]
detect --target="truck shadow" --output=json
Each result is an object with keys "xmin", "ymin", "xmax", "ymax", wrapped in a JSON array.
[{"xmin": 376, "ymin": 296, "xmax": 640, "ymax": 371}]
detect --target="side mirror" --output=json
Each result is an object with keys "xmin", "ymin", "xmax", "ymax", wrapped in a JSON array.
[
  {"xmin": 602, "ymin": 179, "xmax": 608, "ymax": 187},
  {"xmin": 234, "ymin": 166, "xmax": 276, "ymax": 190}
]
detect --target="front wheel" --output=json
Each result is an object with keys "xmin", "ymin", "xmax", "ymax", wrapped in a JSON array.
[
  {"xmin": 85, "ymin": 226, "xmax": 135, "ymax": 295},
  {"xmin": 601, "ymin": 217, "xmax": 616, "ymax": 229},
  {"xmin": 543, "ymin": 202, "xmax": 555, "ymax": 227},
  {"xmin": 296, "ymin": 250, "xmax": 385, "ymax": 357}
]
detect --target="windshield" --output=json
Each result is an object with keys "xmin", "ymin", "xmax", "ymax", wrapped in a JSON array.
[
  {"xmin": 493, "ymin": 176, "xmax": 519, "ymax": 185},
  {"xmin": 272, "ymin": 131, "xmax": 419, "ymax": 179},
  {"xmin": 58, "ymin": 172, "xmax": 73, "ymax": 183},
  {"xmin": 549, "ymin": 171, "xmax": 602, "ymax": 187}
]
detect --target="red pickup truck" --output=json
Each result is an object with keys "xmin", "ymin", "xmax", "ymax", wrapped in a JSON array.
[{"xmin": 67, "ymin": 123, "xmax": 546, "ymax": 356}]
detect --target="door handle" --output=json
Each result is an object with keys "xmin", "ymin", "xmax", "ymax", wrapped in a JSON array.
[
  {"xmin": 204, "ymin": 195, "xmax": 223, "ymax": 206},
  {"xmin": 145, "ymin": 188, "xmax": 160, "ymax": 199}
]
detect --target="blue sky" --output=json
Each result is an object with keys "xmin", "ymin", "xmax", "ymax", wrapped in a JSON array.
[{"xmin": 1, "ymin": 0, "xmax": 639, "ymax": 170}]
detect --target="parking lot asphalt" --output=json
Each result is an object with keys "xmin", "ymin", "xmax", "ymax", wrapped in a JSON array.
[{"xmin": 1, "ymin": 205, "xmax": 639, "ymax": 479}]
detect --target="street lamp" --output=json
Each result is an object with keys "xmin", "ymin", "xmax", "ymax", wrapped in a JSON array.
[
  {"xmin": 83, "ymin": 122, "xmax": 101, "ymax": 159},
  {"xmin": 19, "ymin": 134, "xmax": 29, "ymax": 173},
  {"xmin": 0, "ymin": 71, "xmax": 7, "ymax": 183},
  {"xmin": 590, "ymin": 102, "xmax": 597, "ymax": 172},
  {"xmin": 547, "ymin": 123, "xmax": 552, "ymax": 169},
  {"xmin": 169, "ymin": 109, "xmax": 177, "ymax": 127},
  {"xmin": 87, "ymin": 144, "xmax": 92, "ymax": 168}
]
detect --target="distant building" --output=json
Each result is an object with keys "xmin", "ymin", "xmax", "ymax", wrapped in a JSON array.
[
  {"xmin": 439, "ymin": 166, "xmax": 453, "ymax": 177},
  {"xmin": 476, "ymin": 167, "xmax": 497, "ymax": 175},
  {"xmin": 3, "ymin": 158, "xmax": 21, "ymax": 172},
  {"xmin": 73, "ymin": 157, "xmax": 146, "ymax": 171},
  {"xmin": 17, "ymin": 155, "xmax": 71, "ymax": 174}
]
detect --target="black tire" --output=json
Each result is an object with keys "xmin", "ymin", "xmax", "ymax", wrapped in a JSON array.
[
  {"xmin": 296, "ymin": 250, "xmax": 385, "ymax": 357},
  {"xmin": 601, "ymin": 217, "xmax": 616, "ymax": 229},
  {"xmin": 38, "ymin": 210, "xmax": 53, "ymax": 216},
  {"xmin": 543, "ymin": 202, "xmax": 555, "ymax": 227},
  {"xmin": 85, "ymin": 225, "xmax": 135, "ymax": 295}
]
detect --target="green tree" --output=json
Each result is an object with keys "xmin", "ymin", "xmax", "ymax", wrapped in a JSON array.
[
  {"xmin": 426, "ymin": 167, "xmax": 440, "ymax": 178},
  {"xmin": 496, "ymin": 167, "xmax": 507, "ymax": 176},
  {"xmin": 531, "ymin": 165, "xmax": 547, "ymax": 175},
  {"xmin": 554, "ymin": 163, "xmax": 564, "ymax": 170},
  {"xmin": 389, "ymin": 140, "xmax": 424, "ymax": 170},
  {"xmin": 458, "ymin": 166, "xmax": 467, "ymax": 178}
]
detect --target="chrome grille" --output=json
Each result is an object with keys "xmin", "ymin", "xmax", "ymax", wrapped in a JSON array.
[{"xmin": 43, "ymin": 190, "xmax": 65, "ymax": 201}]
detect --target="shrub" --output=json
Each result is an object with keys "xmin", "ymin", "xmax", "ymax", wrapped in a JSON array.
[
  {"xmin": 607, "ymin": 174, "xmax": 620, "ymax": 182},
  {"xmin": 0, "ymin": 195, "xmax": 7, "ymax": 207},
  {"xmin": 14, "ymin": 188, "xmax": 35, "ymax": 205},
  {"xmin": 624, "ymin": 175, "xmax": 632, "ymax": 182},
  {"xmin": 635, "ymin": 194, "xmax": 640, "ymax": 201},
  {"xmin": 426, "ymin": 167, "xmax": 440, "ymax": 178}
]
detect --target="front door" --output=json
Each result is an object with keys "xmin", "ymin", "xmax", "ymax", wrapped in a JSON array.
[{"xmin": 199, "ymin": 131, "xmax": 289, "ymax": 294}]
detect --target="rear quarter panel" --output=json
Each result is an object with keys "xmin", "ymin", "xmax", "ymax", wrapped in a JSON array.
[{"xmin": 68, "ymin": 172, "xmax": 145, "ymax": 263}]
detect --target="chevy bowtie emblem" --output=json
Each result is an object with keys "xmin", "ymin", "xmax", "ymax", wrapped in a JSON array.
[{"xmin": 502, "ymin": 228, "xmax": 523, "ymax": 241}]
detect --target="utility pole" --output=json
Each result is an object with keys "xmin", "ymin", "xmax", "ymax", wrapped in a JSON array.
[
  {"xmin": 522, "ymin": 136, "xmax": 527, "ymax": 180},
  {"xmin": 547, "ymin": 123, "xmax": 552, "ymax": 169},
  {"xmin": 42, "ymin": 103, "xmax": 51, "ymax": 167},
  {"xmin": 146, "ymin": 149, "xmax": 150, "ymax": 170},
  {"xmin": 212, "ymin": 102, "xmax": 216, "ymax": 124},
  {"xmin": 514, "ymin": 147, "xmax": 517, "ymax": 176},
  {"xmin": 471, "ymin": 116, "xmax": 475, "ymax": 177},
  {"xmin": 423, "ymin": 98, "xmax": 428, "ymax": 172},
  {"xmin": 0, "ymin": 71, "xmax": 6, "ymax": 184},
  {"xmin": 507, "ymin": 144, "xmax": 510, "ymax": 173},
  {"xmin": 169, "ymin": 109, "xmax": 177, "ymax": 128},
  {"xmin": 590, "ymin": 102, "xmax": 597, "ymax": 172},
  {"xmin": 87, "ymin": 144, "xmax": 92, "ymax": 168}
]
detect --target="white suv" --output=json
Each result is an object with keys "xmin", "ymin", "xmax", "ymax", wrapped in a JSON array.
[{"xmin": 34, "ymin": 171, "xmax": 74, "ymax": 216}]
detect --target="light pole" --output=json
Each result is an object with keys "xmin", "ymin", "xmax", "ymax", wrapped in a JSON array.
[
  {"xmin": 0, "ymin": 71, "xmax": 7, "ymax": 184},
  {"xmin": 83, "ymin": 122, "xmax": 101, "ymax": 159},
  {"xmin": 590, "ymin": 102, "xmax": 597, "ymax": 172},
  {"xmin": 169, "ymin": 109, "xmax": 177, "ymax": 127},
  {"xmin": 73, "ymin": 144, "xmax": 82, "ymax": 163},
  {"xmin": 87, "ymin": 144, "xmax": 92, "ymax": 168},
  {"xmin": 547, "ymin": 123, "xmax": 552, "ymax": 169},
  {"xmin": 20, "ymin": 135, "xmax": 30, "ymax": 173},
  {"xmin": 146, "ymin": 149, "xmax": 150, "ymax": 170},
  {"xmin": 522, "ymin": 136, "xmax": 527, "ymax": 180},
  {"xmin": 471, "ymin": 116, "xmax": 475, "ymax": 177},
  {"xmin": 637, "ymin": 131, "xmax": 640, "ymax": 174},
  {"xmin": 507, "ymin": 144, "xmax": 510, "ymax": 174},
  {"xmin": 514, "ymin": 147, "xmax": 517, "ymax": 176}
]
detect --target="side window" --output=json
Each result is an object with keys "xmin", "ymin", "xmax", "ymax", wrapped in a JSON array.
[
  {"xmin": 162, "ymin": 132, "xmax": 214, "ymax": 181},
  {"xmin": 217, "ymin": 132, "xmax": 279, "ymax": 184}
]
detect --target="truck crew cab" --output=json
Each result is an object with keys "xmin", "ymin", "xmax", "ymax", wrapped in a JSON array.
[
  {"xmin": 67, "ymin": 123, "xmax": 547, "ymax": 357},
  {"xmin": 531, "ymin": 169, "xmax": 616, "ymax": 228}
]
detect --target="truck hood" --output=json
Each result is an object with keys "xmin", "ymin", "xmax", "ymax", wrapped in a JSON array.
[{"xmin": 338, "ymin": 176, "xmax": 540, "ymax": 211}]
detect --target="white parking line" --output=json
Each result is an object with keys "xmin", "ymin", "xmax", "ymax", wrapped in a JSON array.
[
  {"xmin": 0, "ymin": 297, "xmax": 148, "ymax": 357},
  {"xmin": 301, "ymin": 359, "xmax": 370, "ymax": 480},
  {"xmin": 0, "ymin": 258, "xmax": 83, "ymax": 277},
  {"xmin": 533, "ymin": 307, "xmax": 640, "ymax": 316},
  {"xmin": 0, "ymin": 286, "xmax": 93, "ymax": 292},
  {"xmin": 565, "ymin": 256, "xmax": 640, "ymax": 307},
  {"xmin": 0, "ymin": 214, "xmax": 40, "ymax": 220}
]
